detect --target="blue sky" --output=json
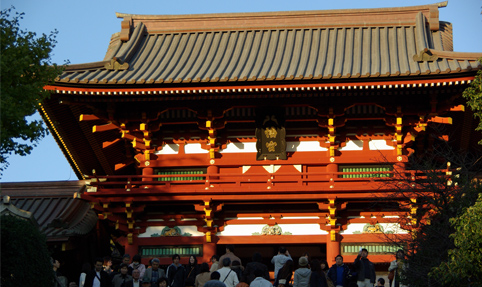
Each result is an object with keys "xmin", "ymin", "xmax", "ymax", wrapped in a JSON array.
[{"xmin": 1, "ymin": 0, "xmax": 481, "ymax": 182}]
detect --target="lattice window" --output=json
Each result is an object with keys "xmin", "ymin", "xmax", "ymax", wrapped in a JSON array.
[
  {"xmin": 155, "ymin": 168, "xmax": 206, "ymax": 181},
  {"xmin": 140, "ymin": 245, "xmax": 203, "ymax": 257},
  {"xmin": 339, "ymin": 165, "xmax": 393, "ymax": 178},
  {"xmin": 341, "ymin": 243, "xmax": 399, "ymax": 255}
]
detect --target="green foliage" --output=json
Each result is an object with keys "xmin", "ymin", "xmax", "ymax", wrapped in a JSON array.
[
  {"xmin": 0, "ymin": 7, "xmax": 64, "ymax": 174},
  {"xmin": 1, "ymin": 215, "xmax": 54, "ymax": 287},
  {"xmin": 430, "ymin": 193, "xmax": 482, "ymax": 286},
  {"xmin": 383, "ymin": 146, "xmax": 482, "ymax": 287},
  {"xmin": 463, "ymin": 58, "xmax": 482, "ymax": 144}
]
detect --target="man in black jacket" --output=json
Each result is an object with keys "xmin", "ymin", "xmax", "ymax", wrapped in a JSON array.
[
  {"xmin": 327, "ymin": 255, "xmax": 352, "ymax": 287},
  {"xmin": 84, "ymin": 258, "xmax": 112, "ymax": 287},
  {"xmin": 353, "ymin": 249, "xmax": 376, "ymax": 287},
  {"xmin": 166, "ymin": 254, "xmax": 186, "ymax": 287}
]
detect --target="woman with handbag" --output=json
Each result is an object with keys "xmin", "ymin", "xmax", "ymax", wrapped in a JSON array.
[{"xmin": 388, "ymin": 250, "xmax": 407, "ymax": 287}]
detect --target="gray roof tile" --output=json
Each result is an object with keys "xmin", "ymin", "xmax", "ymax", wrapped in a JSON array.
[{"xmin": 57, "ymin": 5, "xmax": 482, "ymax": 86}]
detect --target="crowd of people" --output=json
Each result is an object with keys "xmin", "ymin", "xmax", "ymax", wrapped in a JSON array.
[{"xmin": 54, "ymin": 245, "xmax": 404, "ymax": 287}]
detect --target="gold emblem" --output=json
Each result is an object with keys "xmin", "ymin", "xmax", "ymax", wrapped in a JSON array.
[
  {"xmin": 264, "ymin": 127, "xmax": 277, "ymax": 138},
  {"xmin": 266, "ymin": 141, "xmax": 277, "ymax": 152}
]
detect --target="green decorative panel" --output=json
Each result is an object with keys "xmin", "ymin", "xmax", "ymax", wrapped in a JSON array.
[
  {"xmin": 341, "ymin": 243, "xmax": 399, "ymax": 255},
  {"xmin": 155, "ymin": 169, "xmax": 206, "ymax": 181},
  {"xmin": 339, "ymin": 165, "xmax": 393, "ymax": 178},
  {"xmin": 140, "ymin": 245, "xmax": 203, "ymax": 257}
]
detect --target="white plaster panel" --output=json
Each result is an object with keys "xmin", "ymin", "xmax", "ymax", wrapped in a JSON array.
[
  {"xmin": 184, "ymin": 143, "xmax": 209, "ymax": 154},
  {"xmin": 217, "ymin": 224, "xmax": 328, "ymax": 236},
  {"xmin": 340, "ymin": 223, "xmax": 408, "ymax": 234},
  {"xmin": 369, "ymin": 139, "xmax": 395, "ymax": 150},
  {"xmin": 155, "ymin": 144, "xmax": 179, "ymax": 155},
  {"xmin": 286, "ymin": 141, "xmax": 328, "ymax": 152},
  {"xmin": 220, "ymin": 142, "xmax": 257, "ymax": 153},
  {"xmin": 218, "ymin": 224, "xmax": 266, "ymax": 236},
  {"xmin": 138, "ymin": 226, "xmax": 204, "ymax": 238},
  {"xmin": 338, "ymin": 140, "xmax": 363, "ymax": 151}
]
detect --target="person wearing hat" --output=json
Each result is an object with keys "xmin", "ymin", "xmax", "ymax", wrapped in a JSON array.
[
  {"xmin": 293, "ymin": 257, "xmax": 311, "ymax": 287},
  {"xmin": 143, "ymin": 258, "xmax": 166, "ymax": 287},
  {"xmin": 353, "ymin": 248, "xmax": 375, "ymax": 287},
  {"xmin": 112, "ymin": 263, "xmax": 133, "ymax": 287}
]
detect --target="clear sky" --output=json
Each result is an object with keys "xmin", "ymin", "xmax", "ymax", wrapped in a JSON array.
[{"xmin": 1, "ymin": 0, "xmax": 481, "ymax": 182}]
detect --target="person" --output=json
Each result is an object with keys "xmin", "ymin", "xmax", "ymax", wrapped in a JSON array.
[
  {"xmin": 327, "ymin": 255, "xmax": 351, "ymax": 287},
  {"xmin": 53, "ymin": 258, "xmax": 68, "ymax": 287},
  {"xmin": 217, "ymin": 258, "xmax": 239, "ymax": 287},
  {"xmin": 80, "ymin": 262, "xmax": 92, "ymax": 287},
  {"xmin": 204, "ymin": 272, "xmax": 227, "ymax": 287},
  {"xmin": 104, "ymin": 257, "xmax": 113, "ymax": 276},
  {"xmin": 112, "ymin": 263, "xmax": 133, "ymax": 287},
  {"xmin": 210, "ymin": 256, "xmax": 220, "ymax": 272},
  {"xmin": 388, "ymin": 250, "xmax": 407, "ymax": 287},
  {"xmin": 157, "ymin": 277, "xmax": 169, "ymax": 287},
  {"xmin": 301, "ymin": 254, "xmax": 310, "ymax": 269},
  {"xmin": 249, "ymin": 269, "xmax": 272, "ymax": 287},
  {"xmin": 218, "ymin": 245, "xmax": 242, "ymax": 269},
  {"xmin": 243, "ymin": 253, "xmax": 270, "ymax": 285},
  {"xmin": 130, "ymin": 255, "xmax": 147, "ymax": 279},
  {"xmin": 166, "ymin": 254, "xmax": 186, "ymax": 287},
  {"xmin": 84, "ymin": 257, "xmax": 112, "ymax": 287},
  {"xmin": 293, "ymin": 257, "xmax": 311, "ymax": 287},
  {"xmin": 125, "ymin": 269, "xmax": 142, "ymax": 287},
  {"xmin": 186, "ymin": 255, "xmax": 201, "ymax": 287},
  {"xmin": 353, "ymin": 248, "xmax": 375, "ymax": 287},
  {"xmin": 195, "ymin": 263, "xmax": 211, "ymax": 287},
  {"xmin": 271, "ymin": 247, "xmax": 292, "ymax": 280},
  {"xmin": 143, "ymin": 258, "xmax": 166, "ymax": 287},
  {"xmin": 309, "ymin": 260, "xmax": 328, "ymax": 287},
  {"xmin": 376, "ymin": 278, "xmax": 385, "ymax": 287},
  {"xmin": 319, "ymin": 260, "xmax": 333, "ymax": 287},
  {"xmin": 274, "ymin": 259, "xmax": 293, "ymax": 287},
  {"xmin": 231, "ymin": 260, "xmax": 244, "ymax": 283}
]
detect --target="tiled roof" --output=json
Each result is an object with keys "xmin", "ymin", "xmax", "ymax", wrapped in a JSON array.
[
  {"xmin": 56, "ymin": 3, "xmax": 481, "ymax": 86},
  {"xmin": 1, "ymin": 181, "xmax": 98, "ymax": 241}
]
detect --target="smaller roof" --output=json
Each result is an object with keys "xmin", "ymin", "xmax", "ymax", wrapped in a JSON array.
[
  {"xmin": 0, "ymin": 195, "xmax": 39, "ymax": 227},
  {"xmin": 1, "ymin": 181, "xmax": 98, "ymax": 241}
]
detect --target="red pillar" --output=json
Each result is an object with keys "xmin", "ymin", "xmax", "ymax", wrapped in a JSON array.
[
  {"xmin": 207, "ymin": 165, "xmax": 219, "ymax": 178},
  {"xmin": 142, "ymin": 167, "xmax": 154, "ymax": 182},
  {"xmin": 326, "ymin": 163, "xmax": 338, "ymax": 180},
  {"xmin": 125, "ymin": 240, "xmax": 139, "ymax": 257},
  {"xmin": 203, "ymin": 241, "xmax": 217, "ymax": 264},
  {"xmin": 326, "ymin": 233, "xmax": 340, "ymax": 266}
]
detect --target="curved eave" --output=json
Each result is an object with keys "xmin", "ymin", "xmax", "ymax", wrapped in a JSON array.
[
  {"xmin": 38, "ymin": 103, "xmax": 85, "ymax": 180},
  {"xmin": 45, "ymin": 75, "xmax": 477, "ymax": 98}
]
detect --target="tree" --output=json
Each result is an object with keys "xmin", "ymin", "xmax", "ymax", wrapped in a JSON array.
[
  {"xmin": 430, "ymin": 193, "xmax": 482, "ymax": 286},
  {"xmin": 380, "ymin": 141, "xmax": 482, "ymax": 287},
  {"xmin": 0, "ymin": 7, "xmax": 64, "ymax": 174},
  {"xmin": 463, "ymin": 58, "xmax": 482, "ymax": 144},
  {"xmin": 1, "ymin": 214, "xmax": 54, "ymax": 287}
]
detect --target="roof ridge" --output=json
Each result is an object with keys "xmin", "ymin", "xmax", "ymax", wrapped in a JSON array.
[{"xmin": 116, "ymin": 2, "xmax": 446, "ymax": 34}]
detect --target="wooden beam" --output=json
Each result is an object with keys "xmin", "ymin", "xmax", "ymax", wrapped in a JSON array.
[
  {"xmin": 79, "ymin": 114, "xmax": 100, "ymax": 121},
  {"xmin": 92, "ymin": 123, "xmax": 119, "ymax": 133}
]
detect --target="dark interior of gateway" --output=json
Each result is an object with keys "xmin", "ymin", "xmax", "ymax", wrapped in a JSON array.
[
  {"xmin": 216, "ymin": 244, "xmax": 327, "ymax": 268},
  {"xmin": 214, "ymin": 244, "xmax": 389, "ymax": 273}
]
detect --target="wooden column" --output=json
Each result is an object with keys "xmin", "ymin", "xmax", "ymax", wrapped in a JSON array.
[
  {"xmin": 203, "ymin": 242, "xmax": 217, "ymax": 264},
  {"xmin": 326, "ymin": 232, "xmax": 340, "ymax": 266},
  {"xmin": 142, "ymin": 166, "xmax": 154, "ymax": 182}
]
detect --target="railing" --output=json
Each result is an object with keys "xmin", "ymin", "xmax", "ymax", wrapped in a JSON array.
[{"xmin": 85, "ymin": 169, "xmax": 449, "ymax": 193}]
